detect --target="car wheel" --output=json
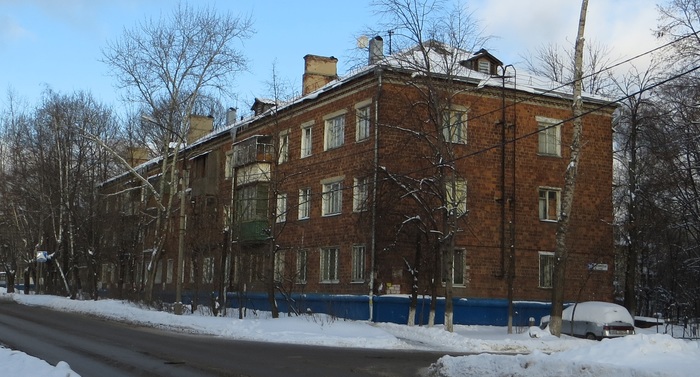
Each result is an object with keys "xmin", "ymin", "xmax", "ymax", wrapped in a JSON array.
[{"xmin": 585, "ymin": 333, "xmax": 597, "ymax": 341}]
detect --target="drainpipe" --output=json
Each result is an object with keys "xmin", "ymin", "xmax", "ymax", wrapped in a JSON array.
[{"xmin": 369, "ymin": 67, "xmax": 383, "ymax": 322}]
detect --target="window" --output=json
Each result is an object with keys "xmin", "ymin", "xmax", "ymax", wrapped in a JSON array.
[
  {"xmin": 453, "ymin": 249, "xmax": 466, "ymax": 286},
  {"xmin": 278, "ymin": 131, "xmax": 289, "ymax": 164},
  {"xmin": 274, "ymin": 252, "xmax": 285, "ymax": 282},
  {"xmin": 324, "ymin": 112, "xmax": 346, "ymax": 150},
  {"xmin": 101, "ymin": 263, "xmax": 114, "ymax": 284},
  {"xmin": 298, "ymin": 188, "xmax": 311, "ymax": 220},
  {"xmin": 276, "ymin": 193, "xmax": 287, "ymax": 223},
  {"xmin": 539, "ymin": 252, "xmax": 555, "ymax": 288},
  {"xmin": 351, "ymin": 245, "xmax": 365, "ymax": 282},
  {"xmin": 356, "ymin": 105, "xmax": 371, "ymax": 141},
  {"xmin": 203, "ymin": 256, "xmax": 214, "ymax": 284},
  {"xmin": 320, "ymin": 247, "xmax": 339, "ymax": 283},
  {"xmin": 537, "ymin": 117, "xmax": 561, "ymax": 156},
  {"xmin": 539, "ymin": 187, "xmax": 561, "ymax": 221},
  {"xmin": 478, "ymin": 60, "xmax": 491, "ymax": 74},
  {"xmin": 446, "ymin": 179, "xmax": 467, "ymax": 216},
  {"xmin": 353, "ymin": 177, "xmax": 369, "ymax": 212},
  {"xmin": 166, "ymin": 259, "xmax": 174, "ymax": 284},
  {"xmin": 225, "ymin": 151, "xmax": 234, "ymax": 179},
  {"xmin": 442, "ymin": 249, "xmax": 467, "ymax": 286},
  {"xmin": 237, "ymin": 184, "xmax": 268, "ymax": 221},
  {"xmin": 322, "ymin": 179, "xmax": 343, "ymax": 216},
  {"xmin": 300, "ymin": 122, "xmax": 313, "ymax": 158},
  {"xmin": 296, "ymin": 250, "xmax": 308, "ymax": 283},
  {"xmin": 442, "ymin": 110, "xmax": 467, "ymax": 144},
  {"xmin": 155, "ymin": 260, "xmax": 163, "ymax": 284}
]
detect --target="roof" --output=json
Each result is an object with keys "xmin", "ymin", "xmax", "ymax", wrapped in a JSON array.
[{"xmin": 101, "ymin": 40, "xmax": 614, "ymax": 187}]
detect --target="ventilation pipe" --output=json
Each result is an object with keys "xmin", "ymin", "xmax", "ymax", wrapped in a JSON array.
[
  {"xmin": 226, "ymin": 107, "xmax": 237, "ymax": 127},
  {"xmin": 368, "ymin": 36, "xmax": 384, "ymax": 65}
]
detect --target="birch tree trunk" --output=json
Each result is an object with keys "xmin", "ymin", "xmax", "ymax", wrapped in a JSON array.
[{"xmin": 550, "ymin": 0, "xmax": 588, "ymax": 337}]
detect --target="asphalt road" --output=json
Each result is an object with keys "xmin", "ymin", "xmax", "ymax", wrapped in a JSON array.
[{"xmin": 0, "ymin": 299, "xmax": 450, "ymax": 376}]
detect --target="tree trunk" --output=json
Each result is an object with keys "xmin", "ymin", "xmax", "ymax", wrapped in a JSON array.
[
  {"xmin": 407, "ymin": 233, "xmax": 422, "ymax": 326},
  {"xmin": 267, "ymin": 241, "xmax": 279, "ymax": 318},
  {"xmin": 550, "ymin": 0, "xmax": 588, "ymax": 337},
  {"xmin": 624, "ymin": 112, "xmax": 639, "ymax": 317}
]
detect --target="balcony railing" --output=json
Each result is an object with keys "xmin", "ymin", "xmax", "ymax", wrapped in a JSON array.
[
  {"xmin": 232, "ymin": 136, "xmax": 274, "ymax": 168},
  {"xmin": 235, "ymin": 220, "xmax": 269, "ymax": 243}
]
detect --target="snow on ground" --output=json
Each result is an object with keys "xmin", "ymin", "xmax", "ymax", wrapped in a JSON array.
[{"xmin": 1, "ymin": 289, "xmax": 698, "ymax": 377}]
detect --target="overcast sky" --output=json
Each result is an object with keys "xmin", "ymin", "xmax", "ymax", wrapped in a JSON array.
[{"xmin": 1, "ymin": 0, "xmax": 661, "ymax": 117}]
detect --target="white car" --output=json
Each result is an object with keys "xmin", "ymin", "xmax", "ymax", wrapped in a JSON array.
[{"xmin": 540, "ymin": 301, "xmax": 636, "ymax": 340}]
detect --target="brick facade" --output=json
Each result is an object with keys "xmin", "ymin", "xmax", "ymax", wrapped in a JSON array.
[{"xmin": 102, "ymin": 48, "xmax": 615, "ymax": 305}]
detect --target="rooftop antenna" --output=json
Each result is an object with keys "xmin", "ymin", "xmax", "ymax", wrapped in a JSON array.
[{"xmin": 387, "ymin": 30, "xmax": 393, "ymax": 54}]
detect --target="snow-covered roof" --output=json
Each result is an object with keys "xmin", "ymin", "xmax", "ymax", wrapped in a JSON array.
[{"xmin": 101, "ymin": 40, "xmax": 613, "ymax": 187}]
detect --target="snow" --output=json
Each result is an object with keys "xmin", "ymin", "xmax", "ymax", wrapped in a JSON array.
[
  {"xmin": 1, "ymin": 289, "xmax": 699, "ymax": 377},
  {"xmin": 563, "ymin": 301, "xmax": 634, "ymax": 324}
]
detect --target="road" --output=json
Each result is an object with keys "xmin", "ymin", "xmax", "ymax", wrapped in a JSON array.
[{"xmin": 0, "ymin": 299, "xmax": 449, "ymax": 376}]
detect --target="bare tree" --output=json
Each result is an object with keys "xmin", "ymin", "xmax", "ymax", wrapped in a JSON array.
[
  {"xmin": 521, "ymin": 40, "xmax": 614, "ymax": 96},
  {"xmin": 371, "ymin": 0, "xmax": 488, "ymax": 332},
  {"xmin": 611, "ymin": 61, "xmax": 662, "ymax": 317},
  {"xmin": 550, "ymin": 0, "xmax": 588, "ymax": 337},
  {"xmin": 101, "ymin": 3, "xmax": 253, "ymax": 303}
]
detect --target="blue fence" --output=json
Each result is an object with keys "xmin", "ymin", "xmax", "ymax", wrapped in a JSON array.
[{"xmin": 225, "ymin": 292, "xmax": 552, "ymax": 326}]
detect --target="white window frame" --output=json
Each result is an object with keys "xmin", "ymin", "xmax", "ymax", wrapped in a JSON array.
[
  {"xmin": 320, "ymin": 247, "xmax": 339, "ymax": 283},
  {"xmin": 300, "ymin": 121, "xmax": 313, "ymax": 158},
  {"xmin": 351, "ymin": 245, "xmax": 365, "ymax": 282},
  {"xmin": 274, "ymin": 251, "xmax": 285, "ymax": 282},
  {"xmin": 202, "ymin": 256, "xmax": 215, "ymax": 284},
  {"xmin": 353, "ymin": 177, "xmax": 369, "ymax": 212},
  {"xmin": 166, "ymin": 258, "xmax": 174, "ymax": 284},
  {"xmin": 225, "ymin": 150, "xmax": 234, "ymax": 179},
  {"xmin": 446, "ymin": 179, "xmax": 467, "ymax": 216},
  {"xmin": 278, "ymin": 130, "xmax": 289, "ymax": 164},
  {"xmin": 442, "ymin": 108, "xmax": 468, "ymax": 144},
  {"xmin": 276, "ymin": 193, "xmax": 287, "ymax": 223},
  {"xmin": 355, "ymin": 101, "xmax": 371, "ymax": 141},
  {"xmin": 322, "ymin": 177, "xmax": 343, "ymax": 216},
  {"xmin": 155, "ymin": 260, "xmax": 163, "ymax": 284},
  {"xmin": 537, "ymin": 116, "xmax": 562, "ymax": 157},
  {"xmin": 296, "ymin": 249, "xmax": 308, "ymax": 284},
  {"xmin": 324, "ymin": 110, "xmax": 346, "ymax": 150},
  {"xmin": 298, "ymin": 187, "xmax": 311, "ymax": 220},
  {"xmin": 539, "ymin": 187, "xmax": 561, "ymax": 222},
  {"xmin": 539, "ymin": 251, "xmax": 555, "ymax": 288}
]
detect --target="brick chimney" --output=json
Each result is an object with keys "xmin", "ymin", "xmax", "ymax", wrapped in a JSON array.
[
  {"xmin": 188, "ymin": 114, "xmax": 214, "ymax": 144},
  {"xmin": 124, "ymin": 146, "xmax": 150, "ymax": 167},
  {"xmin": 302, "ymin": 54, "xmax": 338, "ymax": 96}
]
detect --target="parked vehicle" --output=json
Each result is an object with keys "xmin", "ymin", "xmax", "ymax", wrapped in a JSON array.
[{"xmin": 540, "ymin": 301, "xmax": 636, "ymax": 340}]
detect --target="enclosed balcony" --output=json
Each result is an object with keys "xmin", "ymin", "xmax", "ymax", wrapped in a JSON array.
[{"xmin": 232, "ymin": 135, "xmax": 274, "ymax": 168}]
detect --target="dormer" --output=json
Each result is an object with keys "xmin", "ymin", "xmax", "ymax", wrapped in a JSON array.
[
  {"xmin": 251, "ymin": 98, "xmax": 277, "ymax": 116},
  {"xmin": 461, "ymin": 48, "xmax": 503, "ymax": 75}
]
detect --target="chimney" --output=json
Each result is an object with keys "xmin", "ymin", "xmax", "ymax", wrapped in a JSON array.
[
  {"xmin": 369, "ymin": 36, "xmax": 384, "ymax": 65},
  {"xmin": 226, "ymin": 107, "xmax": 237, "ymax": 127},
  {"xmin": 188, "ymin": 114, "xmax": 214, "ymax": 144},
  {"xmin": 124, "ymin": 146, "xmax": 150, "ymax": 167},
  {"xmin": 302, "ymin": 54, "xmax": 338, "ymax": 96}
]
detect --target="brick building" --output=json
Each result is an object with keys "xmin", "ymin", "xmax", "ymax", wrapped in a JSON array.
[{"xmin": 101, "ymin": 37, "xmax": 615, "ymax": 310}]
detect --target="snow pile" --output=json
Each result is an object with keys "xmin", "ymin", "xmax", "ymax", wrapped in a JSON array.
[
  {"xmin": 2, "ymin": 290, "xmax": 700, "ymax": 377},
  {"xmin": 0, "ymin": 348, "xmax": 79, "ymax": 377},
  {"xmin": 428, "ymin": 333, "xmax": 700, "ymax": 377}
]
